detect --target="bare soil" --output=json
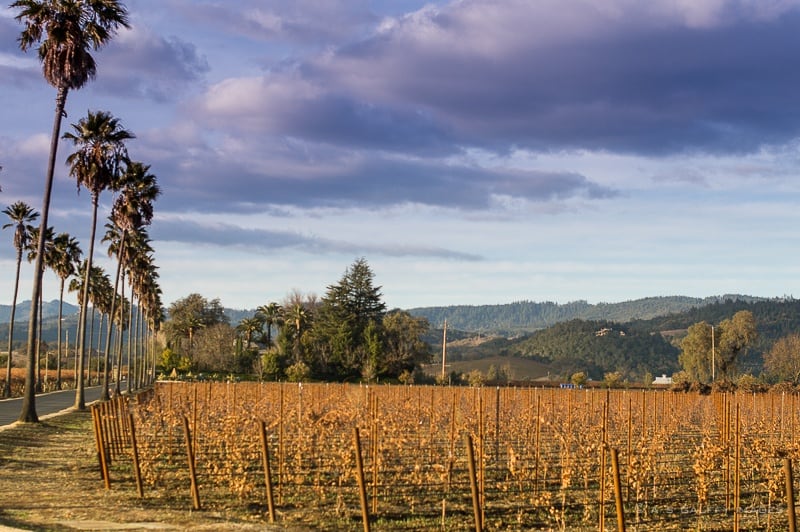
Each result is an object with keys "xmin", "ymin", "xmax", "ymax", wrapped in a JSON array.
[{"xmin": 0, "ymin": 411, "xmax": 291, "ymax": 531}]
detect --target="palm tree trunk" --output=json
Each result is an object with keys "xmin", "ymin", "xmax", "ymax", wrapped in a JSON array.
[
  {"xmin": 56, "ymin": 279, "xmax": 65, "ymax": 390},
  {"xmin": 114, "ymin": 271, "xmax": 126, "ymax": 394},
  {"xmin": 102, "ymin": 230, "xmax": 125, "ymax": 400},
  {"xmin": 94, "ymin": 310, "xmax": 102, "ymax": 385},
  {"xmin": 20, "ymin": 85, "xmax": 68, "ymax": 423},
  {"xmin": 131, "ymin": 299, "xmax": 141, "ymax": 390},
  {"xmin": 4, "ymin": 252, "xmax": 22, "ymax": 398},
  {"xmin": 125, "ymin": 296, "xmax": 134, "ymax": 394},
  {"xmin": 87, "ymin": 309, "xmax": 94, "ymax": 386},
  {"xmin": 35, "ymin": 285, "xmax": 43, "ymax": 392},
  {"xmin": 115, "ymin": 315, "xmax": 124, "ymax": 392},
  {"xmin": 75, "ymin": 196, "xmax": 99, "ymax": 410}
]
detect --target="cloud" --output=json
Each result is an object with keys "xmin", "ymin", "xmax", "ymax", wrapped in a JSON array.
[
  {"xmin": 229, "ymin": 0, "xmax": 800, "ymax": 155},
  {"xmin": 94, "ymin": 25, "xmax": 209, "ymax": 102},
  {"xmin": 151, "ymin": 216, "xmax": 481, "ymax": 259},
  {"xmin": 195, "ymin": 72, "xmax": 455, "ymax": 155},
  {"xmin": 134, "ymin": 124, "xmax": 617, "ymax": 213},
  {"xmin": 163, "ymin": 0, "xmax": 377, "ymax": 46}
]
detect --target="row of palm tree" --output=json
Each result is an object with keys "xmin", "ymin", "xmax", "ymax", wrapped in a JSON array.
[
  {"xmin": 2, "ymin": 202, "xmax": 38, "ymax": 398},
  {"xmin": 3, "ymin": 172, "xmax": 161, "ymax": 397},
  {"xmin": 8, "ymin": 0, "xmax": 165, "ymax": 421}
]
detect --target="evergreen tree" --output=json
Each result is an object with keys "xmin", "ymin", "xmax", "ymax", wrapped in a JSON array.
[{"xmin": 313, "ymin": 258, "xmax": 387, "ymax": 378}]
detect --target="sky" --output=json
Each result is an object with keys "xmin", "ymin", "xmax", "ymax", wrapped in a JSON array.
[{"xmin": 2, "ymin": 0, "xmax": 800, "ymax": 313}]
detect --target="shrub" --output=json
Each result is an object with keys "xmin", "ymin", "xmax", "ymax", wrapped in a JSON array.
[
  {"xmin": 737, "ymin": 374, "xmax": 768, "ymax": 393},
  {"xmin": 286, "ymin": 361, "xmax": 310, "ymax": 382}
]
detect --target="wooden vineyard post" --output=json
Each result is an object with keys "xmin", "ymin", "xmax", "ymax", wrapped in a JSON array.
[
  {"xmin": 353, "ymin": 427, "xmax": 371, "ymax": 532},
  {"xmin": 91, "ymin": 405, "xmax": 102, "ymax": 474},
  {"xmin": 611, "ymin": 448, "xmax": 626, "ymax": 532},
  {"xmin": 92, "ymin": 404, "xmax": 111, "ymax": 488},
  {"xmin": 785, "ymin": 458, "xmax": 797, "ymax": 532},
  {"xmin": 494, "ymin": 386, "xmax": 501, "ymax": 461},
  {"xmin": 534, "ymin": 395, "xmax": 541, "ymax": 497},
  {"xmin": 128, "ymin": 413, "xmax": 144, "ymax": 498},
  {"xmin": 182, "ymin": 415, "xmax": 201, "ymax": 510},
  {"xmin": 192, "ymin": 385, "xmax": 198, "ymax": 458},
  {"xmin": 447, "ymin": 390, "xmax": 457, "ymax": 490},
  {"xmin": 465, "ymin": 433, "xmax": 483, "ymax": 532},
  {"xmin": 478, "ymin": 389, "xmax": 485, "ymax": 525},
  {"xmin": 259, "ymin": 421, "xmax": 276, "ymax": 523},
  {"xmin": 371, "ymin": 394, "xmax": 379, "ymax": 514},
  {"xmin": 734, "ymin": 403, "xmax": 740, "ymax": 532},
  {"xmin": 599, "ymin": 394, "xmax": 609, "ymax": 532},
  {"xmin": 279, "ymin": 382, "xmax": 284, "ymax": 505},
  {"xmin": 725, "ymin": 395, "xmax": 731, "ymax": 510},
  {"xmin": 626, "ymin": 395, "xmax": 632, "ymax": 502}
]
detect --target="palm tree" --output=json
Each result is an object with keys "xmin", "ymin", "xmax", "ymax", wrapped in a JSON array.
[
  {"xmin": 2, "ymin": 202, "xmax": 39, "ymax": 398},
  {"xmin": 135, "ymin": 262, "xmax": 161, "ymax": 386},
  {"xmin": 237, "ymin": 317, "xmax": 264, "ymax": 350},
  {"xmin": 287, "ymin": 303, "xmax": 309, "ymax": 364},
  {"xmin": 100, "ymin": 161, "xmax": 158, "ymax": 399},
  {"xmin": 123, "ymin": 239, "xmax": 156, "ymax": 391},
  {"xmin": 112, "ymin": 234, "xmax": 150, "ymax": 394},
  {"xmin": 27, "ymin": 225, "xmax": 56, "ymax": 391},
  {"xmin": 64, "ymin": 110, "xmax": 133, "ymax": 409},
  {"xmin": 11, "ymin": 0, "xmax": 130, "ymax": 422},
  {"xmin": 50, "ymin": 233, "xmax": 81, "ymax": 389},
  {"xmin": 256, "ymin": 302, "xmax": 283, "ymax": 348},
  {"xmin": 88, "ymin": 265, "xmax": 113, "ymax": 387}
]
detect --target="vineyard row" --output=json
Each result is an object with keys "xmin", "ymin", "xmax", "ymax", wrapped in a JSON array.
[{"xmin": 93, "ymin": 382, "xmax": 800, "ymax": 530}]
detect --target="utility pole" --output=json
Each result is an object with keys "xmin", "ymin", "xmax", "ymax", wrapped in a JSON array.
[
  {"xmin": 711, "ymin": 325, "xmax": 716, "ymax": 382},
  {"xmin": 441, "ymin": 319, "xmax": 447, "ymax": 383}
]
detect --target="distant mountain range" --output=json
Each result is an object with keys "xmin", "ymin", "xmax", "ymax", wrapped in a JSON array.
[
  {"xmin": 0, "ymin": 300, "xmax": 80, "ymax": 324},
  {"xmin": 407, "ymin": 294, "xmax": 770, "ymax": 334},
  {"xmin": 0, "ymin": 294, "xmax": 782, "ymax": 345}
]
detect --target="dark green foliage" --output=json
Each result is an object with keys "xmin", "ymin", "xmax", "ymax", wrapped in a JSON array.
[
  {"xmin": 311, "ymin": 258, "xmax": 387, "ymax": 378},
  {"xmin": 508, "ymin": 319, "xmax": 679, "ymax": 381},
  {"xmin": 381, "ymin": 310, "xmax": 432, "ymax": 376}
]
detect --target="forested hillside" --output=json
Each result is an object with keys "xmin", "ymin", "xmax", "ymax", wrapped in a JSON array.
[
  {"xmin": 508, "ymin": 320, "xmax": 679, "ymax": 381},
  {"xmin": 409, "ymin": 295, "xmax": 765, "ymax": 333},
  {"xmin": 427, "ymin": 297, "xmax": 800, "ymax": 382}
]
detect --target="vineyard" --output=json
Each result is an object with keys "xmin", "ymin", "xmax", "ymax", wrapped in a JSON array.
[{"xmin": 95, "ymin": 382, "xmax": 800, "ymax": 530}]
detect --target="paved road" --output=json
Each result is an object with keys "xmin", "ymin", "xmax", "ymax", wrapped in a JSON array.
[{"xmin": 0, "ymin": 386, "xmax": 104, "ymax": 428}]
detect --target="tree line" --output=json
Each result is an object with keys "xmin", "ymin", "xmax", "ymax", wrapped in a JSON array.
[
  {"xmin": 675, "ymin": 309, "xmax": 800, "ymax": 390},
  {"xmin": 161, "ymin": 258, "xmax": 432, "ymax": 383},
  {"xmin": 2, "ymin": 0, "xmax": 164, "ymax": 422}
]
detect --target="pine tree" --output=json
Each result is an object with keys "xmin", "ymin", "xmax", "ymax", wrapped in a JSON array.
[{"xmin": 313, "ymin": 258, "xmax": 387, "ymax": 378}]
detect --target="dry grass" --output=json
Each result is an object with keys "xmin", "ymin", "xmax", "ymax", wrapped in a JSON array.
[{"xmin": 0, "ymin": 410, "xmax": 292, "ymax": 531}]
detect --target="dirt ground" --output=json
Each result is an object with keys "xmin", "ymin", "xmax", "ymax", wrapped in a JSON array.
[{"xmin": 0, "ymin": 410, "xmax": 293, "ymax": 531}]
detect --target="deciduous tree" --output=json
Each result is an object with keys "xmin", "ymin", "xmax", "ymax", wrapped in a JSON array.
[
  {"xmin": 764, "ymin": 333, "xmax": 800, "ymax": 384},
  {"xmin": 163, "ymin": 293, "xmax": 228, "ymax": 368},
  {"xmin": 716, "ymin": 310, "xmax": 757, "ymax": 380},
  {"xmin": 679, "ymin": 321, "xmax": 714, "ymax": 383}
]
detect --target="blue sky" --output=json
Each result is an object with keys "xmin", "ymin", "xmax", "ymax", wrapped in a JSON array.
[{"xmin": 2, "ymin": 0, "xmax": 800, "ymax": 312}]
